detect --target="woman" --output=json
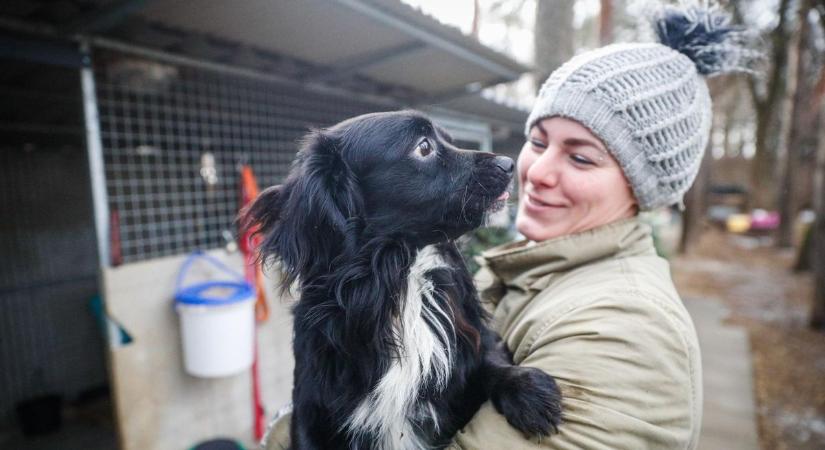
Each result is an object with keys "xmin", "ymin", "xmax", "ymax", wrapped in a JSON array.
[
  {"xmin": 448, "ymin": 6, "xmax": 754, "ymax": 450},
  {"xmin": 265, "ymin": 6, "xmax": 752, "ymax": 449}
]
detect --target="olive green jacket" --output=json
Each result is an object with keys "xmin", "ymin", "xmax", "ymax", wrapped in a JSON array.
[{"xmin": 264, "ymin": 218, "xmax": 702, "ymax": 450}]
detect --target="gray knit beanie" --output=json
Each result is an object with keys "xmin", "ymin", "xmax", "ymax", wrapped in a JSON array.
[{"xmin": 526, "ymin": 6, "xmax": 754, "ymax": 210}]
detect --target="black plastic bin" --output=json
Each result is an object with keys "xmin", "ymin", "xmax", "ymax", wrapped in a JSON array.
[{"xmin": 15, "ymin": 394, "xmax": 63, "ymax": 436}]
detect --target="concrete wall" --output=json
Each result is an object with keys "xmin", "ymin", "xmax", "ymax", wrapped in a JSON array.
[{"xmin": 103, "ymin": 250, "xmax": 294, "ymax": 450}]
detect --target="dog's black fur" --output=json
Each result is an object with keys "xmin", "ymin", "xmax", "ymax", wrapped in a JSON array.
[{"xmin": 241, "ymin": 111, "xmax": 562, "ymax": 449}]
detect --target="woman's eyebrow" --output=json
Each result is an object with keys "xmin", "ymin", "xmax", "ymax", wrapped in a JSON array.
[{"xmin": 562, "ymin": 137, "xmax": 607, "ymax": 153}]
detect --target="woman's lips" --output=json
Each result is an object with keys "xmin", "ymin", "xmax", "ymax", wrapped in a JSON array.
[{"xmin": 525, "ymin": 194, "xmax": 565, "ymax": 210}]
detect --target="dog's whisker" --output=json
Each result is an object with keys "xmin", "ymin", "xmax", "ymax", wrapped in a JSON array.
[
  {"xmin": 460, "ymin": 184, "xmax": 471, "ymax": 224},
  {"xmin": 474, "ymin": 177, "xmax": 490, "ymax": 194}
]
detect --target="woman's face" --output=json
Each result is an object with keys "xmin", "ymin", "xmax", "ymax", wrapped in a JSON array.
[{"xmin": 515, "ymin": 117, "xmax": 637, "ymax": 242}]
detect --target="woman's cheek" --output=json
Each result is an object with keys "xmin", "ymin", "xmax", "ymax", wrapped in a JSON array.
[
  {"xmin": 516, "ymin": 150, "xmax": 533, "ymax": 190},
  {"xmin": 562, "ymin": 171, "xmax": 590, "ymax": 202}
]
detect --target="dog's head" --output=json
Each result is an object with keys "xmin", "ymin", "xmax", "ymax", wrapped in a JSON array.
[{"xmin": 241, "ymin": 110, "xmax": 513, "ymax": 284}]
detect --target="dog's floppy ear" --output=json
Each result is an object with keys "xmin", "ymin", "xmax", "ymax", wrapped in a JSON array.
[
  {"xmin": 239, "ymin": 184, "xmax": 282, "ymax": 238},
  {"xmin": 241, "ymin": 128, "xmax": 364, "ymax": 286}
]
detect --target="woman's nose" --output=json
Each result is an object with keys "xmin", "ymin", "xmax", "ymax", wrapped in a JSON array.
[{"xmin": 526, "ymin": 151, "xmax": 559, "ymax": 188}]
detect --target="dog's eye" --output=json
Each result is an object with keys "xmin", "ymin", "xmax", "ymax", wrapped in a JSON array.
[{"xmin": 414, "ymin": 138, "xmax": 433, "ymax": 158}]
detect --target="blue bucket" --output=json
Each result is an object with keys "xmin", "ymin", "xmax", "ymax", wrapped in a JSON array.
[
  {"xmin": 174, "ymin": 251, "xmax": 255, "ymax": 378},
  {"xmin": 174, "ymin": 250, "xmax": 254, "ymax": 307}
]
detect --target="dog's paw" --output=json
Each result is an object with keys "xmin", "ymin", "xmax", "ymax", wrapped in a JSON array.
[{"xmin": 490, "ymin": 366, "xmax": 563, "ymax": 437}]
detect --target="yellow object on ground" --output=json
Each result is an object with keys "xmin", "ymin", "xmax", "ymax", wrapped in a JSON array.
[{"xmin": 726, "ymin": 214, "xmax": 751, "ymax": 234}]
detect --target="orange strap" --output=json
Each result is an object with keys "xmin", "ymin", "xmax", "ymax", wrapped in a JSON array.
[{"xmin": 254, "ymin": 265, "xmax": 269, "ymax": 322}]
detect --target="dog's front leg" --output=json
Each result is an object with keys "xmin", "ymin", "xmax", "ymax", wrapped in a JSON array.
[
  {"xmin": 289, "ymin": 399, "xmax": 328, "ymax": 450},
  {"xmin": 291, "ymin": 397, "xmax": 354, "ymax": 450},
  {"xmin": 480, "ymin": 333, "xmax": 563, "ymax": 437},
  {"xmin": 289, "ymin": 350, "xmax": 341, "ymax": 450},
  {"xmin": 290, "ymin": 416, "xmax": 319, "ymax": 450}
]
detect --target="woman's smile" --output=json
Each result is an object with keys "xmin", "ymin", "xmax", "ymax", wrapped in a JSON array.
[{"xmin": 524, "ymin": 193, "xmax": 566, "ymax": 211}]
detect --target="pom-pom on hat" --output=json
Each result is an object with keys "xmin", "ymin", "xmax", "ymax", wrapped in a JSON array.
[{"xmin": 526, "ymin": 5, "xmax": 755, "ymax": 211}]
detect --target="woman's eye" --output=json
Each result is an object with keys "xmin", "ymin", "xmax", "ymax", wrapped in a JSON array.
[
  {"xmin": 530, "ymin": 139, "xmax": 546, "ymax": 151},
  {"xmin": 570, "ymin": 154, "xmax": 594, "ymax": 165},
  {"xmin": 415, "ymin": 138, "xmax": 433, "ymax": 157}
]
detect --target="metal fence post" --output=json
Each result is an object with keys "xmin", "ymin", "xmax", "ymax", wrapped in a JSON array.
[{"xmin": 80, "ymin": 40, "xmax": 110, "ymax": 268}]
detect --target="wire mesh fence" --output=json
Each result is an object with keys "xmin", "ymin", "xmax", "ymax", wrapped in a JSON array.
[
  {"xmin": 94, "ymin": 49, "xmax": 391, "ymax": 263},
  {"xmin": 0, "ymin": 60, "xmax": 104, "ymax": 426}
]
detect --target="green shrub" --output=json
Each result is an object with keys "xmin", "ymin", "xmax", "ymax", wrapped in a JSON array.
[{"xmin": 459, "ymin": 226, "xmax": 515, "ymax": 274}]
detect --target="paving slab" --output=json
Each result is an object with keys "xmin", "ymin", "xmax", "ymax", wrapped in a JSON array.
[{"xmin": 684, "ymin": 297, "xmax": 760, "ymax": 450}]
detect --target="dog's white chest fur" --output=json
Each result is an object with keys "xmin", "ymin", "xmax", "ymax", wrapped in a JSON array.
[{"xmin": 346, "ymin": 245, "xmax": 455, "ymax": 449}]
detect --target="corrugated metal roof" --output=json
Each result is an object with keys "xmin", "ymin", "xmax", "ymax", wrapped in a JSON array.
[
  {"xmin": 1, "ymin": 0, "xmax": 532, "ymax": 129},
  {"xmin": 135, "ymin": 0, "xmax": 530, "ymax": 97}
]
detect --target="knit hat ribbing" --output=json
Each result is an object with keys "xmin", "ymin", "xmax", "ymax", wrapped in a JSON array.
[{"xmin": 526, "ymin": 6, "xmax": 753, "ymax": 211}]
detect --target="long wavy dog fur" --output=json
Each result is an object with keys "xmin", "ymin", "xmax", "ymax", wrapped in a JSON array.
[{"xmin": 241, "ymin": 111, "xmax": 562, "ymax": 450}]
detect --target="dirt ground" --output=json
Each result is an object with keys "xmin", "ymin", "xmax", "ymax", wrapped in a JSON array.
[{"xmin": 670, "ymin": 225, "xmax": 825, "ymax": 450}]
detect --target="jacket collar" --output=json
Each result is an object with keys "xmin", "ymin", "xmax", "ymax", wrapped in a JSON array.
[{"xmin": 482, "ymin": 217, "xmax": 655, "ymax": 292}]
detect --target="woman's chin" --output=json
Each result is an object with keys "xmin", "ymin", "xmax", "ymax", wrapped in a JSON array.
[{"xmin": 516, "ymin": 215, "xmax": 564, "ymax": 242}]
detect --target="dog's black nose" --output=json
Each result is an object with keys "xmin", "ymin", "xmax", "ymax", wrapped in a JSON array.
[{"xmin": 494, "ymin": 156, "xmax": 514, "ymax": 175}]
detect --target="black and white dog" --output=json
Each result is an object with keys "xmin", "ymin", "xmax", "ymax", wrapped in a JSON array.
[{"xmin": 242, "ymin": 111, "xmax": 562, "ymax": 449}]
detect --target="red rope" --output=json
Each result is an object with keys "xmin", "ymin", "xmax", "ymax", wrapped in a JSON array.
[{"xmin": 239, "ymin": 164, "xmax": 267, "ymax": 441}]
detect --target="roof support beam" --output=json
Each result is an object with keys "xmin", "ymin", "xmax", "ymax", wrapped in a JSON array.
[
  {"xmin": 61, "ymin": 0, "xmax": 147, "ymax": 34},
  {"xmin": 422, "ymin": 75, "xmax": 514, "ymax": 105},
  {"xmin": 309, "ymin": 40, "xmax": 425, "ymax": 83},
  {"xmin": 335, "ymin": 0, "xmax": 522, "ymax": 80},
  {"xmin": 0, "ymin": 35, "xmax": 84, "ymax": 67}
]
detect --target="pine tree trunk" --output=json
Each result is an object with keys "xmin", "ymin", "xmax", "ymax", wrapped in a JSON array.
[
  {"xmin": 740, "ymin": 0, "xmax": 795, "ymax": 209},
  {"xmin": 811, "ymin": 107, "xmax": 825, "ymax": 329},
  {"xmin": 534, "ymin": 0, "xmax": 575, "ymax": 92},
  {"xmin": 777, "ymin": 9, "xmax": 805, "ymax": 247},
  {"xmin": 680, "ymin": 140, "xmax": 712, "ymax": 253},
  {"xmin": 471, "ymin": 0, "xmax": 481, "ymax": 37},
  {"xmin": 751, "ymin": 105, "xmax": 777, "ymax": 208},
  {"xmin": 599, "ymin": 0, "xmax": 614, "ymax": 45}
]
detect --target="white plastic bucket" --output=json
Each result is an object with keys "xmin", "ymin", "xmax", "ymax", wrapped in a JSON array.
[{"xmin": 174, "ymin": 251, "xmax": 255, "ymax": 378}]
